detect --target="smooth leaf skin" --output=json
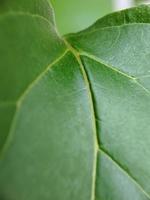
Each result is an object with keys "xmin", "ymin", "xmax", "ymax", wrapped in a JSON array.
[
  {"xmin": 96, "ymin": 152, "xmax": 149, "ymax": 200},
  {"xmin": 1, "ymin": 2, "xmax": 150, "ymax": 200},
  {"xmin": 0, "ymin": 0, "xmax": 55, "ymax": 25},
  {"xmin": 0, "ymin": 51, "xmax": 95, "ymax": 200},
  {"xmin": 0, "ymin": 13, "xmax": 65, "ymax": 102},
  {"xmin": 0, "ymin": 103, "xmax": 16, "ymax": 152},
  {"xmin": 0, "ymin": 12, "xmax": 66, "ymax": 152},
  {"xmin": 0, "ymin": 3, "xmax": 96, "ymax": 199},
  {"xmin": 80, "ymin": 56, "xmax": 150, "ymax": 199},
  {"xmin": 66, "ymin": 5, "xmax": 150, "ymax": 200}
]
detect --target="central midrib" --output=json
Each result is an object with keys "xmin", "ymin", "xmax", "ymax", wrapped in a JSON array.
[{"xmin": 63, "ymin": 38, "xmax": 99, "ymax": 200}]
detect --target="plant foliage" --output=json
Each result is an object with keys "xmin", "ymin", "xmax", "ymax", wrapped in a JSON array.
[{"xmin": 0, "ymin": 1, "xmax": 150, "ymax": 199}]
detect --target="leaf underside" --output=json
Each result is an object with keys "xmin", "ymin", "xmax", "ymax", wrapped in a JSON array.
[{"xmin": 0, "ymin": 1, "xmax": 150, "ymax": 200}]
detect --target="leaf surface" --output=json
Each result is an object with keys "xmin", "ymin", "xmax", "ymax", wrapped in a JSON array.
[
  {"xmin": 0, "ymin": 2, "xmax": 150, "ymax": 200},
  {"xmin": 0, "ymin": 0, "xmax": 55, "ymax": 24}
]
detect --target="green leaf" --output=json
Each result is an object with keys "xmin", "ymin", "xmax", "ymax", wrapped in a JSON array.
[
  {"xmin": 0, "ymin": 2, "xmax": 150, "ymax": 200},
  {"xmin": 0, "ymin": 0, "xmax": 55, "ymax": 25}
]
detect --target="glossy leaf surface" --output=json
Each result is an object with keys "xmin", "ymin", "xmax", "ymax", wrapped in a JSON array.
[{"xmin": 0, "ymin": 1, "xmax": 150, "ymax": 200}]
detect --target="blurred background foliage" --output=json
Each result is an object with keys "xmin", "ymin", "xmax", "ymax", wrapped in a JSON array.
[{"xmin": 51, "ymin": 0, "xmax": 150, "ymax": 35}]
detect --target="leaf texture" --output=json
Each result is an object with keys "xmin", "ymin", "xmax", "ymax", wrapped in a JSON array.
[
  {"xmin": 0, "ymin": 1, "xmax": 150, "ymax": 200},
  {"xmin": 0, "ymin": 0, "xmax": 55, "ymax": 25}
]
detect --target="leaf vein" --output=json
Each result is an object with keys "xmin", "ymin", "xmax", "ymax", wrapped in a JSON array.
[
  {"xmin": 80, "ymin": 52, "xmax": 150, "ymax": 96},
  {"xmin": 0, "ymin": 49, "xmax": 69, "ymax": 159},
  {"xmin": 99, "ymin": 148, "xmax": 150, "ymax": 199},
  {"xmin": 64, "ymin": 38, "xmax": 99, "ymax": 200}
]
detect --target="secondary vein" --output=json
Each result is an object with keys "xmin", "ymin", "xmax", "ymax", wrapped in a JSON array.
[
  {"xmin": 100, "ymin": 148, "xmax": 150, "ymax": 199},
  {"xmin": 0, "ymin": 49, "xmax": 69, "ymax": 159},
  {"xmin": 64, "ymin": 38, "xmax": 150, "ymax": 199},
  {"xmin": 80, "ymin": 52, "xmax": 150, "ymax": 95}
]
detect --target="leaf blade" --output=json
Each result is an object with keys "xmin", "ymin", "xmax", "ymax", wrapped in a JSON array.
[{"xmin": 1, "ymin": 2, "xmax": 150, "ymax": 200}]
